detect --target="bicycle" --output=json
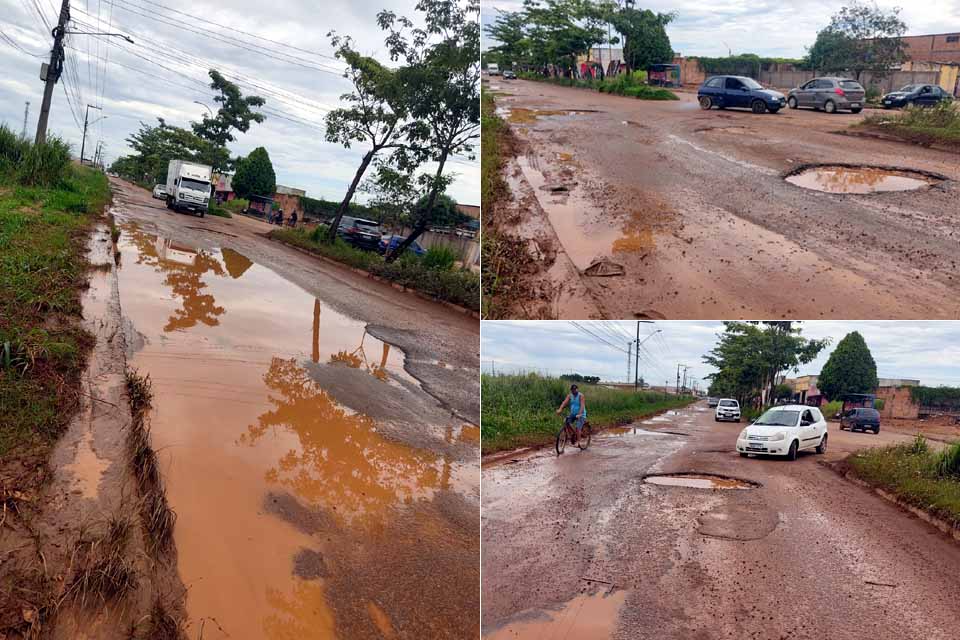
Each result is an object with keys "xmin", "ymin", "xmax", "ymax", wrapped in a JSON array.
[{"xmin": 556, "ymin": 415, "xmax": 592, "ymax": 455}]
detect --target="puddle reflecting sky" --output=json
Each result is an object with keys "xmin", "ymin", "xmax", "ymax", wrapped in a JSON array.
[
  {"xmin": 785, "ymin": 166, "xmax": 933, "ymax": 194},
  {"xmin": 114, "ymin": 223, "xmax": 470, "ymax": 638}
]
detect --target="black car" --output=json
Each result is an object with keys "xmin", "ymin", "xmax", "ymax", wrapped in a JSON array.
[
  {"xmin": 839, "ymin": 407, "xmax": 881, "ymax": 434},
  {"xmin": 698, "ymin": 75, "xmax": 786, "ymax": 114},
  {"xmin": 337, "ymin": 216, "xmax": 382, "ymax": 251},
  {"xmin": 882, "ymin": 84, "xmax": 954, "ymax": 109}
]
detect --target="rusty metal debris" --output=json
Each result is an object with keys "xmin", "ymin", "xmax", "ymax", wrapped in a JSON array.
[{"xmin": 583, "ymin": 259, "xmax": 625, "ymax": 277}]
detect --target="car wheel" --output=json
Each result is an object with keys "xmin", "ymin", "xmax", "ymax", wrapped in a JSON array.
[
  {"xmin": 873, "ymin": 426, "xmax": 880, "ymax": 434},
  {"xmin": 851, "ymin": 107, "xmax": 862, "ymax": 114},
  {"xmin": 751, "ymin": 100, "xmax": 767, "ymax": 114},
  {"xmin": 787, "ymin": 440, "xmax": 799, "ymax": 461},
  {"xmin": 824, "ymin": 100, "xmax": 837, "ymax": 114},
  {"xmin": 816, "ymin": 434, "xmax": 828, "ymax": 454},
  {"xmin": 699, "ymin": 96, "xmax": 712, "ymax": 110},
  {"xmin": 739, "ymin": 452, "xmax": 748, "ymax": 458},
  {"xmin": 787, "ymin": 96, "xmax": 798, "ymax": 109}
]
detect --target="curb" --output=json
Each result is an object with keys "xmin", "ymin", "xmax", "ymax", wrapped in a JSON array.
[
  {"xmin": 824, "ymin": 461, "xmax": 960, "ymax": 544},
  {"xmin": 268, "ymin": 236, "xmax": 480, "ymax": 319}
]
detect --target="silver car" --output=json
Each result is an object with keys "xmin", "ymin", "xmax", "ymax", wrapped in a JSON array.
[{"xmin": 787, "ymin": 77, "xmax": 865, "ymax": 114}]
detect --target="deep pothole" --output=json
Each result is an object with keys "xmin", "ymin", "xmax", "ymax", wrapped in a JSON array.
[
  {"xmin": 643, "ymin": 472, "xmax": 761, "ymax": 490},
  {"xmin": 784, "ymin": 164, "xmax": 947, "ymax": 194}
]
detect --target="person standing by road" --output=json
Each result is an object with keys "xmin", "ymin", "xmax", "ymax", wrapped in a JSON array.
[
  {"xmin": 556, "ymin": 384, "xmax": 587, "ymax": 442},
  {"xmin": 290, "ymin": 210, "xmax": 298, "ymax": 228}
]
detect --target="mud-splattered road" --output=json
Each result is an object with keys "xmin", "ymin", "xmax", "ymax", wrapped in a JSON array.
[
  {"xmin": 491, "ymin": 79, "xmax": 960, "ymax": 319},
  {"xmin": 106, "ymin": 178, "xmax": 479, "ymax": 638},
  {"xmin": 481, "ymin": 402, "xmax": 960, "ymax": 639}
]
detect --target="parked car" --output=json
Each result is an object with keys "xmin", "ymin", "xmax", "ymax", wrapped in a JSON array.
[
  {"xmin": 503, "ymin": 69, "xmax": 517, "ymax": 80},
  {"xmin": 839, "ymin": 407, "xmax": 881, "ymax": 434},
  {"xmin": 707, "ymin": 397, "xmax": 719, "ymax": 408},
  {"xmin": 378, "ymin": 235, "xmax": 426, "ymax": 257},
  {"xmin": 715, "ymin": 399, "xmax": 741, "ymax": 422},
  {"xmin": 736, "ymin": 405, "xmax": 828, "ymax": 460},
  {"xmin": 152, "ymin": 184, "xmax": 167, "ymax": 199},
  {"xmin": 882, "ymin": 84, "xmax": 953, "ymax": 109},
  {"xmin": 698, "ymin": 75, "xmax": 786, "ymax": 114},
  {"xmin": 336, "ymin": 216, "xmax": 382, "ymax": 251},
  {"xmin": 787, "ymin": 77, "xmax": 865, "ymax": 113}
]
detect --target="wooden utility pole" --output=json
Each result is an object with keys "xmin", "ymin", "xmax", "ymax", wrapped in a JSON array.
[{"xmin": 35, "ymin": 0, "xmax": 70, "ymax": 145}]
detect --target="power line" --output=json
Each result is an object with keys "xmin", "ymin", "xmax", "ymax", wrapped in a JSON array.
[{"xmin": 0, "ymin": 27, "xmax": 47, "ymax": 57}]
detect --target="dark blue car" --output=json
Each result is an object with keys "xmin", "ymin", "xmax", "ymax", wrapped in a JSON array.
[
  {"xmin": 698, "ymin": 75, "xmax": 786, "ymax": 114},
  {"xmin": 378, "ymin": 235, "xmax": 426, "ymax": 257}
]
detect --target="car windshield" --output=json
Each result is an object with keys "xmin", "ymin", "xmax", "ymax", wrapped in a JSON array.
[
  {"xmin": 719, "ymin": 400, "xmax": 737, "ymax": 407},
  {"xmin": 899, "ymin": 84, "xmax": 920, "ymax": 92},
  {"xmin": 754, "ymin": 409, "xmax": 799, "ymax": 427},
  {"xmin": 740, "ymin": 78, "xmax": 762, "ymax": 90},
  {"xmin": 839, "ymin": 81, "xmax": 863, "ymax": 90},
  {"xmin": 180, "ymin": 178, "xmax": 209, "ymax": 192}
]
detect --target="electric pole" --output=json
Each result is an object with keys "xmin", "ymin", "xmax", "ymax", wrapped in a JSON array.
[
  {"xmin": 626, "ymin": 341, "xmax": 632, "ymax": 384},
  {"xmin": 80, "ymin": 104, "xmax": 101, "ymax": 164},
  {"xmin": 21, "ymin": 102, "xmax": 30, "ymax": 140},
  {"xmin": 681, "ymin": 366, "xmax": 690, "ymax": 394},
  {"xmin": 35, "ymin": 0, "xmax": 70, "ymax": 145},
  {"xmin": 634, "ymin": 321, "xmax": 640, "ymax": 392}
]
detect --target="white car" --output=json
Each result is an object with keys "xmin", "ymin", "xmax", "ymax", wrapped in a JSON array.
[
  {"xmin": 715, "ymin": 398, "xmax": 741, "ymax": 422},
  {"xmin": 152, "ymin": 184, "xmax": 167, "ymax": 200},
  {"xmin": 736, "ymin": 405, "xmax": 828, "ymax": 461}
]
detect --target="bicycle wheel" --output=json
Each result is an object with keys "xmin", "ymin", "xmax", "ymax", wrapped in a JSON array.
[
  {"xmin": 555, "ymin": 425, "xmax": 568, "ymax": 455},
  {"xmin": 578, "ymin": 423, "xmax": 592, "ymax": 450}
]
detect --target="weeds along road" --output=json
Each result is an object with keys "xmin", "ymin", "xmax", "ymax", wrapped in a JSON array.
[
  {"xmin": 106, "ymin": 178, "xmax": 479, "ymax": 638},
  {"xmin": 491, "ymin": 79, "xmax": 960, "ymax": 319},
  {"xmin": 481, "ymin": 401, "xmax": 960, "ymax": 640}
]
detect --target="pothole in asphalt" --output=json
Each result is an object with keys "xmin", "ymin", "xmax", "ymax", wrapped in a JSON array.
[
  {"xmin": 784, "ymin": 164, "xmax": 946, "ymax": 194},
  {"xmin": 643, "ymin": 473, "xmax": 760, "ymax": 490}
]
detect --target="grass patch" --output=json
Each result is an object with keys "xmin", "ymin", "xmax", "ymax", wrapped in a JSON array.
[
  {"xmin": 848, "ymin": 438, "xmax": 960, "ymax": 528},
  {"xmin": 481, "ymin": 373, "xmax": 696, "ymax": 454},
  {"xmin": 0, "ymin": 162, "xmax": 110, "ymax": 456},
  {"xmin": 207, "ymin": 204, "xmax": 232, "ymax": 218},
  {"xmin": 62, "ymin": 515, "xmax": 138, "ymax": 608},
  {"xmin": 270, "ymin": 227, "xmax": 479, "ymax": 312},
  {"xmin": 854, "ymin": 101, "xmax": 960, "ymax": 149},
  {"xmin": 518, "ymin": 71, "xmax": 679, "ymax": 100}
]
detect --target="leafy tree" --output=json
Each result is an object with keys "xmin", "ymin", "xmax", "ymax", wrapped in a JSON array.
[
  {"xmin": 483, "ymin": 10, "xmax": 530, "ymax": 67},
  {"xmin": 774, "ymin": 383, "xmax": 794, "ymax": 401},
  {"xmin": 522, "ymin": 0, "xmax": 606, "ymax": 73},
  {"xmin": 805, "ymin": 2, "xmax": 907, "ymax": 80},
  {"xmin": 377, "ymin": 0, "xmax": 480, "ymax": 262},
  {"xmin": 818, "ymin": 331, "xmax": 878, "ymax": 401},
  {"xmin": 232, "ymin": 147, "xmax": 276, "ymax": 198},
  {"xmin": 110, "ymin": 119, "xmax": 229, "ymax": 185},
  {"xmin": 703, "ymin": 322, "xmax": 829, "ymax": 409},
  {"xmin": 322, "ymin": 34, "xmax": 416, "ymax": 242},
  {"xmin": 607, "ymin": 6, "xmax": 674, "ymax": 72},
  {"xmin": 191, "ymin": 70, "xmax": 266, "ymax": 157}
]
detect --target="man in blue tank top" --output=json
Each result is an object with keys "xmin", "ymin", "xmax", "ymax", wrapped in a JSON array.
[{"xmin": 556, "ymin": 384, "xmax": 587, "ymax": 442}]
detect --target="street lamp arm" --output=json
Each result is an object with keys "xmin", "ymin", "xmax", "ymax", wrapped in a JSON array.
[{"xmin": 65, "ymin": 31, "xmax": 134, "ymax": 44}]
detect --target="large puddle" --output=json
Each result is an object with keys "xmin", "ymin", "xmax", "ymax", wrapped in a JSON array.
[
  {"xmin": 113, "ymin": 222, "xmax": 478, "ymax": 638},
  {"xmin": 485, "ymin": 590, "xmax": 627, "ymax": 639},
  {"xmin": 644, "ymin": 473, "xmax": 759, "ymax": 490},
  {"xmin": 785, "ymin": 165, "xmax": 938, "ymax": 193}
]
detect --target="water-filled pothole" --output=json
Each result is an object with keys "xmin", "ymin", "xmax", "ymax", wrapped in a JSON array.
[
  {"xmin": 784, "ymin": 164, "xmax": 944, "ymax": 194},
  {"xmin": 643, "ymin": 473, "xmax": 760, "ymax": 490}
]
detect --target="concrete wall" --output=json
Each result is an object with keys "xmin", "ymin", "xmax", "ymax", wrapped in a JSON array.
[
  {"xmin": 674, "ymin": 56, "xmax": 705, "ymax": 86},
  {"xmin": 757, "ymin": 69, "xmax": 941, "ymax": 94},
  {"xmin": 876, "ymin": 386, "xmax": 919, "ymax": 420}
]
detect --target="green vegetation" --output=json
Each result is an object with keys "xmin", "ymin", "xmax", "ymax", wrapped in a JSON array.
[
  {"xmin": 232, "ymin": 146, "xmax": 276, "ymax": 199},
  {"xmin": 271, "ymin": 227, "xmax": 479, "ymax": 311},
  {"xmin": 909, "ymin": 385, "xmax": 960, "ymax": 411},
  {"xmin": 0, "ymin": 135, "xmax": 111, "ymax": 455},
  {"xmin": 481, "ymin": 373, "xmax": 696, "ymax": 453},
  {"xmin": 695, "ymin": 54, "xmax": 807, "ymax": 77},
  {"xmin": 818, "ymin": 331, "xmax": 878, "ymax": 400},
  {"xmin": 207, "ymin": 205, "xmax": 232, "ymax": 218},
  {"xmin": 518, "ymin": 71, "xmax": 678, "ymax": 100},
  {"xmin": 856, "ymin": 102, "xmax": 960, "ymax": 148},
  {"xmin": 222, "ymin": 197, "xmax": 249, "ymax": 214},
  {"xmin": 823, "ymin": 400, "xmax": 843, "ymax": 417},
  {"xmin": 849, "ymin": 439, "xmax": 960, "ymax": 527},
  {"xmin": 805, "ymin": 3, "xmax": 906, "ymax": 82}
]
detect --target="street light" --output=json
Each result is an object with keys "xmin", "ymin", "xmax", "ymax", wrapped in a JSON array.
[
  {"xmin": 80, "ymin": 104, "xmax": 103, "ymax": 164},
  {"xmin": 194, "ymin": 101, "xmax": 213, "ymax": 118},
  {"xmin": 634, "ymin": 328, "xmax": 662, "ymax": 391},
  {"xmin": 65, "ymin": 31, "xmax": 134, "ymax": 44}
]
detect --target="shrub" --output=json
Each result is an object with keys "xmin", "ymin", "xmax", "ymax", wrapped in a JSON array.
[
  {"xmin": 909, "ymin": 433, "xmax": 929, "ymax": 456},
  {"xmin": 822, "ymin": 400, "xmax": 842, "ymax": 417},
  {"xmin": 423, "ymin": 245, "xmax": 457, "ymax": 271},
  {"xmin": 223, "ymin": 198, "xmax": 249, "ymax": 213},
  {"xmin": 0, "ymin": 124, "xmax": 71, "ymax": 186},
  {"xmin": 934, "ymin": 442, "xmax": 960, "ymax": 479}
]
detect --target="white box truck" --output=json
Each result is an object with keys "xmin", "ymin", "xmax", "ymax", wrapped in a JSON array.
[
  {"xmin": 166, "ymin": 160, "xmax": 212, "ymax": 217},
  {"xmin": 487, "ymin": 63, "xmax": 500, "ymax": 76}
]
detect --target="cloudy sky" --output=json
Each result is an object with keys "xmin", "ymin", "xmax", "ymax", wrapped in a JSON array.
[
  {"xmin": 482, "ymin": 0, "xmax": 960, "ymax": 58},
  {"xmin": 481, "ymin": 321, "xmax": 960, "ymax": 389},
  {"xmin": 0, "ymin": 0, "xmax": 479, "ymax": 204}
]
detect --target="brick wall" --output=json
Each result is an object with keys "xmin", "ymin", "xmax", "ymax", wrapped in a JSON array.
[
  {"xmin": 903, "ymin": 33, "xmax": 960, "ymax": 64},
  {"xmin": 876, "ymin": 386, "xmax": 919, "ymax": 419}
]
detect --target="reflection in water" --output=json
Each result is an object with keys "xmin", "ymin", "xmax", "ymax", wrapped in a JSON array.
[
  {"xmin": 124, "ymin": 226, "xmax": 228, "ymax": 331},
  {"xmin": 262, "ymin": 581, "xmax": 337, "ymax": 639},
  {"xmin": 329, "ymin": 331, "xmax": 390, "ymax": 381},
  {"xmin": 241, "ymin": 358, "xmax": 449, "ymax": 525},
  {"xmin": 222, "ymin": 247, "xmax": 254, "ymax": 279},
  {"xmin": 786, "ymin": 166, "xmax": 931, "ymax": 194}
]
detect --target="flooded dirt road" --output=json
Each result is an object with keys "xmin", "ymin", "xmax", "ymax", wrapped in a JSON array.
[
  {"xmin": 491, "ymin": 80, "xmax": 960, "ymax": 319},
  {"xmin": 481, "ymin": 402, "xmax": 960, "ymax": 639},
  {"xmin": 107, "ymin": 179, "xmax": 479, "ymax": 638}
]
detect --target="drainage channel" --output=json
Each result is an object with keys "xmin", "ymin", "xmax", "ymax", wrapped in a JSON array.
[
  {"xmin": 784, "ymin": 164, "xmax": 947, "ymax": 194},
  {"xmin": 643, "ymin": 473, "xmax": 761, "ymax": 490}
]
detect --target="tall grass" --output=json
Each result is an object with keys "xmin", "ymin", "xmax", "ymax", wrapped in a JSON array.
[
  {"xmin": 518, "ymin": 71, "xmax": 678, "ymax": 100},
  {"xmin": 481, "ymin": 373, "xmax": 696, "ymax": 453},
  {"xmin": 858, "ymin": 101, "xmax": 960, "ymax": 147},
  {"xmin": 423, "ymin": 245, "xmax": 457, "ymax": 271},
  {"xmin": 0, "ymin": 123, "xmax": 72, "ymax": 186}
]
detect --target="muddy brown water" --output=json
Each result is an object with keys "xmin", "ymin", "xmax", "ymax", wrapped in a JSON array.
[
  {"xmin": 784, "ymin": 166, "xmax": 936, "ymax": 194},
  {"xmin": 643, "ymin": 474, "xmax": 758, "ymax": 490},
  {"xmin": 484, "ymin": 590, "xmax": 627, "ymax": 639},
  {"xmin": 112, "ymin": 222, "xmax": 477, "ymax": 638}
]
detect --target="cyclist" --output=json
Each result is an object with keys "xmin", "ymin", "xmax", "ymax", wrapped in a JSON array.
[{"xmin": 556, "ymin": 384, "xmax": 587, "ymax": 443}]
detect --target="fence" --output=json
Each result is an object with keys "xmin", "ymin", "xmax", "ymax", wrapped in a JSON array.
[
  {"xmin": 400, "ymin": 227, "xmax": 480, "ymax": 270},
  {"xmin": 758, "ymin": 69, "xmax": 941, "ymax": 94}
]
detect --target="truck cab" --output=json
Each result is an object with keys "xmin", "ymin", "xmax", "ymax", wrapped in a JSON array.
[{"xmin": 166, "ymin": 160, "xmax": 212, "ymax": 217}]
